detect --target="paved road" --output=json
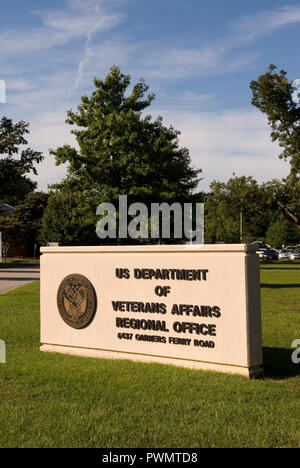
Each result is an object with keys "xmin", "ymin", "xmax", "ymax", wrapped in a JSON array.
[{"xmin": 0, "ymin": 267, "xmax": 40, "ymax": 295}]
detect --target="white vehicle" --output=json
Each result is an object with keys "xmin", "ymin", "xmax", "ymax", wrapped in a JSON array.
[
  {"xmin": 278, "ymin": 249, "xmax": 290, "ymax": 260},
  {"xmin": 289, "ymin": 250, "xmax": 300, "ymax": 261},
  {"xmin": 258, "ymin": 249, "xmax": 266, "ymax": 260}
]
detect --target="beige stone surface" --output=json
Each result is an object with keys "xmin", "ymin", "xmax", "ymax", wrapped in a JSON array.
[{"xmin": 40, "ymin": 244, "xmax": 263, "ymax": 377}]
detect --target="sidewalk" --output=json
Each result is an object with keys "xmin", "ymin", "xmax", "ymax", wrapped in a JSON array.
[{"xmin": 0, "ymin": 266, "xmax": 40, "ymax": 295}]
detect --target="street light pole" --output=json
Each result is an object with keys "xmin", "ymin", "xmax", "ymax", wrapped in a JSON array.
[{"xmin": 240, "ymin": 211, "xmax": 243, "ymax": 243}]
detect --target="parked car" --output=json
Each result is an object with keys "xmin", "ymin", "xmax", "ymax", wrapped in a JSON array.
[
  {"xmin": 258, "ymin": 249, "xmax": 266, "ymax": 260},
  {"xmin": 278, "ymin": 249, "xmax": 290, "ymax": 260},
  {"xmin": 258, "ymin": 248, "xmax": 278, "ymax": 260},
  {"xmin": 264, "ymin": 249, "xmax": 279, "ymax": 260},
  {"xmin": 289, "ymin": 250, "xmax": 300, "ymax": 261}
]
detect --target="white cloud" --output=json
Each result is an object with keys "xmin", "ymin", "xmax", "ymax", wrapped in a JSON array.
[
  {"xmin": 0, "ymin": 0, "xmax": 123, "ymax": 57},
  {"xmin": 231, "ymin": 5, "xmax": 300, "ymax": 43},
  {"xmin": 144, "ymin": 47, "xmax": 259, "ymax": 79},
  {"xmin": 141, "ymin": 5, "xmax": 300, "ymax": 80},
  {"xmin": 163, "ymin": 91, "xmax": 215, "ymax": 109},
  {"xmin": 6, "ymin": 79, "xmax": 35, "ymax": 92},
  {"xmin": 153, "ymin": 108, "xmax": 290, "ymax": 190},
  {"xmin": 27, "ymin": 111, "xmax": 77, "ymax": 191}
]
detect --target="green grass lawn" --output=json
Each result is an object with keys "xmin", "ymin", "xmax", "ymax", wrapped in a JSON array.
[
  {"xmin": 0, "ymin": 263, "xmax": 299, "ymax": 448},
  {"xmin": 0, "ymin": 258, "xmax": 40, "ymax": 268}
]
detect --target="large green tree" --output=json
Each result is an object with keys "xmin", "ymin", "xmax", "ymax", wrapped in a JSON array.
[
  {"xmin": 205, "ymin": 175, "xmax": 277, "ymax": 244},
  {"xmin": 39, "ymin": 190, "xmax": 97, "ymax": 246},
  {"xmin": 0, "ymin": 117, "xmax": 44, "ymax": 206},
  {"xmin": 50, "ymin": 66, "xmax": 201, "ymax": 242},
  {"xmin": 250, "ymin": 65, "xmax": 300, "ymax": 232}
]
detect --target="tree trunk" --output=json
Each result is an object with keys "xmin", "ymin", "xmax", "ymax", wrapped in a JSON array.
[{"xmin": 277, "ymin": 201, "xmax": 300, "ymax": 232}]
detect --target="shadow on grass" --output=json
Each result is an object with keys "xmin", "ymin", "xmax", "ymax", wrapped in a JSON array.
[
  {"xmin": 261, "ymin": 283, "xmax": 300, "ymax": 288},
  {"xmin": 260, "ymin": 267, "xmax": 300, "ymax": 271},
  {"xmin": 260, "ymin": 261, "xmax": 300, "ymax": 268},
  {"xmin": 263, "ymin": 347, "xmax": 300, "ymax": 379}
]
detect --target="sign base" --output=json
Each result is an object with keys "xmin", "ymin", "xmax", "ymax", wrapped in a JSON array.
[{"xmin": 40, "ymin": 344, "xmax": 264, "ymax": 378}]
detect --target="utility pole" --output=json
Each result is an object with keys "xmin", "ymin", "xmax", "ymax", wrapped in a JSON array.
[
  {"xmin": 240, "ymin": 198, "xmax": 243, "ymax": 243},
  {"xmin": 240, "ymin": 211, "xmax": 243, "ymax": 243}
]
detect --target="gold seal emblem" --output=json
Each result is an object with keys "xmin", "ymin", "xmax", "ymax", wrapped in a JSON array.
[{"xmin": 57, "ymin": 274, "xmax": 97, "ymax": 329}]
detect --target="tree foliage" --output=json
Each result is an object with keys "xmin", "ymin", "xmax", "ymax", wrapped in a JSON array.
[
  {"xmin": 262, "ymin": 178, "xmax": 300, "ymax": 231},
  {"xmin": 12, "ymin": 192, "xmax": 49, "ymax": 243},
  {"xmin": 205, "ymin": 176, "xmax": 273, "ymax": 243},
  {"xmin": 250, "ymin": 64, "xmax": 300, "ymax": 176},
  {"xmin": 39, "ymin": 191, "xmax": 97, "ymax": 246},
  {"xmin": 51, "ymin": 66, "xmax": 200, "ymax": 203},
  {"xmin": 48, "ymin": 66, "xmax": 202, "ymax": 244},
  {"xmin": 250, "ymin": 65, "xmax": 300, "ymax": 232},
  {"xmin": 0, "ymin": 216, "xmax": 24, "ymax": 241},
  {"xmin": 266, "ymin": 216, "xmax": 292, "ymax": 247},
  {"xmin": 0, "ymin": 117, "xmax": 44, "ymax": 206}
]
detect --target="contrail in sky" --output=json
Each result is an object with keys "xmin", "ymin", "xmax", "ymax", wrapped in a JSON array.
[{"xmin": 72, "ymin": 1, "xmax": 103, "ymax": 92}]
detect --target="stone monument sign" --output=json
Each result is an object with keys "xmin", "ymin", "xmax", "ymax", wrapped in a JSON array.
[{"xmin": 40, "ymin": 244, "xmax": 263, "ymax": 377}]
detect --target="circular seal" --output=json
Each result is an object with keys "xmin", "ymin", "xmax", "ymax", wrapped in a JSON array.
[{"xmin": 57, "ymin": 274, "xmax": 97, "ymax": 329}]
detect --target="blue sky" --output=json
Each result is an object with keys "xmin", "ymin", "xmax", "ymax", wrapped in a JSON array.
[{"xmin": 1, "ymin": 0, "xmax": 300, "ymax": 191}]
